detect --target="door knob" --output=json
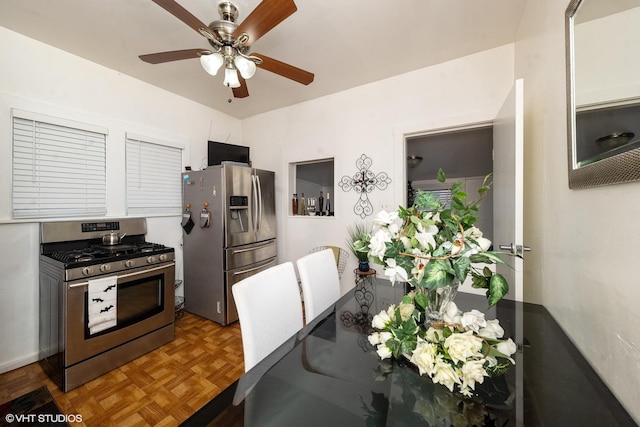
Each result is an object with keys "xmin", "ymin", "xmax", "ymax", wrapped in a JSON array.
[{"xmin": 499, "ymin": 243, "xmax": 531, "ymax": 258}]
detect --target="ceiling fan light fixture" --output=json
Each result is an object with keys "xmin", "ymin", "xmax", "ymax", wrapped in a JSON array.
[
  {"xmin": 224, "ymin": 67, "xmax": 241, "ymax": 88},
  {"xmin": 234, "ymin": 55, "xmax": 256, "ymax": 79},
  {"xmin": 200, "ymin": 52, "xmax": 224, "ymax": 75}
]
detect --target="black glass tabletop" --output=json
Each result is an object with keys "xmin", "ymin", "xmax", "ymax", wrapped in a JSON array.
[{"xmin": 182, "ymin": 278, "xmax": 636, "ymax": 426}]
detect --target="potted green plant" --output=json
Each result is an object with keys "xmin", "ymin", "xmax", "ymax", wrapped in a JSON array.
[{"xmin": 347, "ymin": 222, "xmax": 372, "ymax": 272}]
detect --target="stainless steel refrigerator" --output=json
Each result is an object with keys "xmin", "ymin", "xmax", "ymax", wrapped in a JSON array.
[{"xmin": 182, "ymin": 163, "xmax": 277, "ymax": 325}]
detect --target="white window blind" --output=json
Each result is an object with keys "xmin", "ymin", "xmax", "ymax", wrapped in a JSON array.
[
  {"xmin": 12, "ymin": 114, "xmax": 107, "ymax": 218},
  {"xmin": 126, "ymin": 136, "xmax": 183, "ymax": 215}
]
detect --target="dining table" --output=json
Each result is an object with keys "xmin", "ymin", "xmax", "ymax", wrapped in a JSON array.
[{"xmin": 181, "ymin": 274, "xmax": 637, "ymax": 426}]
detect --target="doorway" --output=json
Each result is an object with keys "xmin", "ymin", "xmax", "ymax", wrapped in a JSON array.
[{"xmin": 405, "ymin": 124, "xmax": 494, "ymax": 240}]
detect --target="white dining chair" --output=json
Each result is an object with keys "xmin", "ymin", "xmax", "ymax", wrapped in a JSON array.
[
  {"xmin": 232, "ymin": 262, "xmax": 304, "ymax": 372},
  {"xmin": 309, "ymin": 245, "xmax": 349, "ymax": 278},
  {"xmin": 296, "ymin": 248, "xmax": 341, "ymax": 324}
]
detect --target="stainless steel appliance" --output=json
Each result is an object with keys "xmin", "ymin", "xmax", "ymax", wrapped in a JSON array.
[
  {"xmin": 39, "ymin": 218, "xmax": 175, "ymax": 392},
  {"xmin": 182, "ymin": 163, "xmax": 276, "ymax": 325}
]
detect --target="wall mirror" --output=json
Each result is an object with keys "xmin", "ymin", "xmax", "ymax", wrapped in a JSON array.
[{"xmin": 566, "ymin": 0, "xmax": 640, "ymax": 188}]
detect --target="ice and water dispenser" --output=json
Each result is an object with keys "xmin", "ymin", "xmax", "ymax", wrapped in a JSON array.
[{"xmin": 228, "ymin": 195, "xmax": 249, "ymax": 233}]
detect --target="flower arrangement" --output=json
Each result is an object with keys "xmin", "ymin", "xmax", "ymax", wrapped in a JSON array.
[
  {"xmin": 365, "ymin": 169, "xmax": 515, "ymax": 396},
  {"xmin": 368, "ymin": 297, "xmax": 517, "ymax": 397},
  {"xmin": 368, "ymin": 169, "xmax": 508, "ymax": 307}
]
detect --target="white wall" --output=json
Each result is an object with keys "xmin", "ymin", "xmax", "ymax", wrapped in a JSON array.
[
  {"xmin": 516, "ymin": 0, "xmax": 640, "ymax": 421},
  {"xmin": 242, "ymin": 45, "xmax": 515, "ymax": 296},
  {"xmin": 0, "ymin": 27, "xmax": 241, "ymax": 372}
]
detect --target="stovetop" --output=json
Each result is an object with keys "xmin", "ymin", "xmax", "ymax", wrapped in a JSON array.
[
  {"xmin": 39, "ymin": 218, "xmax": 175, "ymax": 281},
  {"xmin": 46, "ymin": 242, "xmax": 172, "ymax": 266}
]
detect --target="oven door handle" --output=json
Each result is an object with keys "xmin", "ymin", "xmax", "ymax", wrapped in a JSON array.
[{"xmin": 68, "ymin": 264, "xmax": 173, "ymax": 288}]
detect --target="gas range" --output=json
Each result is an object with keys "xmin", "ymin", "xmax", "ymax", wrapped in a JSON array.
[{"xmin": 38, "ymin": 217, "xmax": 176, "ymax": 391}]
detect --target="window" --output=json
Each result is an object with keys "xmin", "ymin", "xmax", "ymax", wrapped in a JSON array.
[
  {"xmin": 125, "ymin": 133, "xmax": 183, "ymax": 215},
  {"xmin": 289, "ymin": 158, "xmax": 334, "ymax": 216},
  {"xmin": 12, "ymin": 110, "xmax": 107, "ymax": 219}
]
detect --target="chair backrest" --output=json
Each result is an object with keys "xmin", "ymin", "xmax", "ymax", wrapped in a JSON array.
[
  {"xmin": 297, "ymin": 249, "xmax": 341, "ymax": 324},
  {"xmin": 232, "ymin": 262, "xmax": 303, "ymax": 372},
  {"xmin": 309, "ymin": 245, "xmax": 349, "ymax": 278}
]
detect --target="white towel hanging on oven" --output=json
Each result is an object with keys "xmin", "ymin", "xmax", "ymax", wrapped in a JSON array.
[{"xmin": 87, "ymin": 276, "xmax": 118, "ymax": 335}]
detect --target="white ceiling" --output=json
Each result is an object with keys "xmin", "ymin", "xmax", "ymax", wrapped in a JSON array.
[{"xmin": 0, "ymin": 0, "xmax": 527, "ymax": 119}]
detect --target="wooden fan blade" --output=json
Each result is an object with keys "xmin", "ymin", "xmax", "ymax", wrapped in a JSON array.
[
  {"xmin": 139, "ymin": 48, "xmax": 209, "ymax": 64},
  {"xmin": 152, "ymin": 0, "xmax": 214, "ymax": 39},
  {"xmin": 233, "ymin": 76, "xmax": 250, "ymax": 98},
  {"xmin": 234, "ymin": 0, "xmax": 297, "ymax": 46},
  {"xmin": 254, "ymin": 53, "xmax": 314, "ymax": 85}
]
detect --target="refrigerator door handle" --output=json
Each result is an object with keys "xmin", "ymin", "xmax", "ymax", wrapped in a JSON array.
[
  {"xmin": 255, "ymin": 174, "xmax": 263, "ymax": 234},
  {"xmin": 251, "ymin": 174, "xmax": 258, "ymax": 236},
  {"xmin": 231, "ymin": 241, "xmax": 274, "ymax": 254},
  {"xmin": 232, "ymin": 261, "xmax": 275, "ymax": 276}
]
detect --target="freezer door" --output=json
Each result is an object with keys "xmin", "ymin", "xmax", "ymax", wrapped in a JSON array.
[
  {"xmin": 224, "ymin": 164, "xmax": 256, "ymax": 247},
  {"xmin": 225, "ymin": 239, "xmax": 277, "ymax": 270},
  {"xmin": 253, "ymin": 169, "xmax": 277, "ymax": 243},
  {"xmin": 225, "ymin": 256, "xmax": 277, "ymax": 324}
]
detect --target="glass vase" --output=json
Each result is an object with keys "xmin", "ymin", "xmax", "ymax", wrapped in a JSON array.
[{"xmin": 424, "ymin": 280, "xmax": 460, "ymax": 325}]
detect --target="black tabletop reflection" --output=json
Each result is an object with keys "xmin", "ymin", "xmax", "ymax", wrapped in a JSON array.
[{"xmin": 182, "ymin": 278, "xmax": 637, "ymax": 426}]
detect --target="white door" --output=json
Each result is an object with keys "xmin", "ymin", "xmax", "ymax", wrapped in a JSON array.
[{"xmin": 493, "ymin": 79, "xmax": 527, "ymax": 302}]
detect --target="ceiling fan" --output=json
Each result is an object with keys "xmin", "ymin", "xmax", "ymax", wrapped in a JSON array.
[{"xmin": 139, "ymin": 0, "xmax": 314, "ymax": 98}]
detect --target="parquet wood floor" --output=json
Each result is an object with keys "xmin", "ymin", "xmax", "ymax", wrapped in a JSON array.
[{"xmin": 0, "ymin": 312, "xmax": 244, "ymax": 426}]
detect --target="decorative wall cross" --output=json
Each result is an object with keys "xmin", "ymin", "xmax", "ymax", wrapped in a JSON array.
[{"xmin": 339, "ymin": 154, "xmax": 392, "ymax": 218}]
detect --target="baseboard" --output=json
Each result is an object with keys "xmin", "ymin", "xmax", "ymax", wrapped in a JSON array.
[{"xmin": 0, "ymin": 352, "xmax": 39, "ymax": 374}]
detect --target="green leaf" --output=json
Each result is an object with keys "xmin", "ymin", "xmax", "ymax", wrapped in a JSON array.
[
  {"xmin": 487, "ymin": 273, "xmax": 509, "ymax": 306},
  {"xmin": 401, "ymin": 295, "xmax": 414, "ymax": 304},
  {"xmin": 422, "ymin": 260, "xmax": 454, "ymax": 289},
  {"xmin": 414, "ymin": 292, "xmax": 428, "ymax": 309},
  {"xmin": 452, "ymin": 256, "xmax": 470, "ymax": 282},
  {"xmin": 471, "ymin": 273, "xmax": 489, "ymax": 289},
  {"xmin": 437, "ymin": 168, "xmax": 446, "ymax": 183},
  {"xmin": 469, "ymin": 252, "xmax": 505, "ymax": 265}
]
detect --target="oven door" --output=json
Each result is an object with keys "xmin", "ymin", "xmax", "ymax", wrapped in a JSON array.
[{"xmin": 65, "ymin": 262, "xmax": 175, "ymax": 366}]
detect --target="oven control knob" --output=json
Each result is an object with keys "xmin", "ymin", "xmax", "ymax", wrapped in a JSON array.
[
  {"xmin": 147, "ymin": 256, "xmax": 157, "ymax": 264},
  {"xmin": 100, "ymin": 264, "xmax": 111, "ymax": 273},
  {"xmin": 159, "ymin": 254, "xmax": 168, "ymax": 262},
  {"xmin": 82, "ymin": 267, "xmax": 92, "ymax": 276},
  {"xmin": 125, "ymin": 259, "xmax": 135, "ymax": 268}
]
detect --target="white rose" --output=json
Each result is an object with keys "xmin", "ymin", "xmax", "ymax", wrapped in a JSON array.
[
  {"xmin": 371, "ymin": 309, "xmax": 391, "ymax": 330},
  {"xmin": 444, "ymin": 331, "xmax": 483, "ymax": 365},
  {"xmin": 461, "ymin": 359, "xmax": 487, "ymax": 390},
  {"xmin": 465, "ymin": 226, "xmax": 481, "ymax": 238},
  {"xmin": 461, "ymin": 309, "xmax": 487, "ymax": 332},
  {"xmin": 424, "ymin": 326, "xmax": 441, "ymax": 343},
  {"xmin": 443, "ymin": 302, "xmax": 462, "ymax": 324},
  {"xmin": 476, "ymin": 237, "xmax": 492, "ymax": 251},
  {"xmin": 379, "ymin": 331, "xmax": 393, "ymax": 344},
  {"xmin": 398, "ymin": 302, "xmax": 415, "ymax": 321},
  {"xmin": 376, "ymin": 344, "xmax": 392, "ymax": 360},
  {"xmin": 496, "ymin": 338, "xmax": 517, "ymax": 363},
  {"xmin": 432, "ymin": 358, "xmax": 461, "ymax": 392},
  {"xmin": 368, "ymin": 332, "xmax": 381, "ymax": 346},
  {"xmin": 478, "ymin": 319, "xmax": 504, "ymax": 339},
  {"xmin": 400, "ymin": 235, "xmax": 412, "ymax": 250},
  {"xmin": 410, "ymin": 340, "xmax": 438, "ymax": 376}
]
